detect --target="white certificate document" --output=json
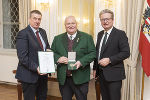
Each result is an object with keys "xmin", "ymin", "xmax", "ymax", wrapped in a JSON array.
[
  {"xmin": 68, "ymin": 52, "xmax": 76, "ymax": 61},
  {"xmin": 38, "ymin": 51, "xmax": 55, "ymax": 73}
]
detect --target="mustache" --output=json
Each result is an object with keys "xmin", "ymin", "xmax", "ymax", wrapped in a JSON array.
[
  {"xmin": 104, "ymin": 24, "xmax": 108, "ymax": 25},
  {"xmin": 68, "ymin": 27, "xmax": 75, "ymax": 29}
]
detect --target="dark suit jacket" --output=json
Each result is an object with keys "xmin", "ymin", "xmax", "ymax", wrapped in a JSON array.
[
  {"xmin": 93, "ymin": 27, "xmax": 130, "ymax": 81},
  {"xmin": 15, "ymin": 25, "xmax": 50, "ymax": 83},
  {"xmin": 51, "ymin": 30, "xmax": 96, "ymax": 85}
]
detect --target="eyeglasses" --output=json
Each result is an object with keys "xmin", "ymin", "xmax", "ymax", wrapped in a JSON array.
[
  {"xmin": 66, "ymin": 22, "xmax": 76, "ymax": 26},
  {"xmin": 100, "ymin": 18, "xmax": 112, "ymax": 22}
]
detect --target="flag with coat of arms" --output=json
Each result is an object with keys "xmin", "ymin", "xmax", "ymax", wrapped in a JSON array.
[{"xmin": 139, "ymin": 0, "xmax": 150, "ymax": 76}]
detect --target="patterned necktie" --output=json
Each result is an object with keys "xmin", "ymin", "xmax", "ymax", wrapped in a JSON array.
[
  {"xmin": 70, "ymin": 35, "xmax": 73, "ymax": 40},
  {"xmin": 101, "ymin": 32, "xmax": 108, "ymax": 51},
  {"xmin": 99, "ymin": 32, "xmax": 108, "ymax": 60},
  {"xmin": 68, "ymin": 35, "xmax": 73, "ymax": 52},
  {"xmin": 36, "ymin": 31, "xmax": 44, "ymax": 50}
]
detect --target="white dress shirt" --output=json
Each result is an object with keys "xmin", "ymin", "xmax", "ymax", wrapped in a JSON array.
[
  {"xmin": 98, "ymin": 27, "xmax": 113, "ymax": 59},
  {"xmin": 30, "ymin": 25, "xmax": 46, "ymax": 51},
  {"xmin": 67, "ymin": 32, "xmax": 77, "ymax": 40}
]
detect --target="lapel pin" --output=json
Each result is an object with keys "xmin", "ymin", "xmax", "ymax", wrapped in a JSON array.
[{"xmin": 77, "ymin": 38, "xmax": 79, "ymax": 43}]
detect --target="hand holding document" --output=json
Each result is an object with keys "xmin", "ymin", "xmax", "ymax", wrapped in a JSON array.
[{"xmin": 38, "ymin": 51, "xmax": 55, "ymax": 73}]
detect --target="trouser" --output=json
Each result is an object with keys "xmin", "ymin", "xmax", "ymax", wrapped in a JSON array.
[
  {"xmin": 21, "ymin": 75, "xmax": 48, "ymax": 100},
  {"xmin": 59, "ymin": 76, "xmax": 89, "ymax": 100},
  {"xmin": 99, "ymin": 70, "xmax": 122, "ymax": 100}
]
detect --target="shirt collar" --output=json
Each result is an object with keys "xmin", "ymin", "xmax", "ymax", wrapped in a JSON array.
[
  {"xmin": 67, "ymin": 31, "xmax": 77, "ymax": 39},
  {"xmin": 104, "ymin": 26, "xmax": 113, "ymax": 35},
  {"xmin": 30, "ymin": 25, "xmax": 39, "ymax": 33}
]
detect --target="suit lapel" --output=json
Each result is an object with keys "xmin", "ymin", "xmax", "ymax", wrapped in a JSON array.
[
  {"xmin": 73, "ymin": 31, "xmax": 81, "ymax": 51},
  {"xmin": 39, "ymin": 29, "xmax": 47, "ymax": 45},
  {"xmin": 96, "ymin": 31, "xmax": 104, "ymax": 51},
  {"xmin": 96, "ymin": 31, "xmax": 104, "ymax": 59},
  {"xmin": 101, "ymin": 27, "xmax": 115, "ymax": 54},
  {"xmin": 27, "ymin": 25, "xmax": 38, "ymax": 42},
  {"xmin": 61, "ymin": 33, "xmax": 68, "ymax": 52},
  {"xmin": 61, "ymin": 31, "xmax": 81, "ymax": 52},
  {"xmin": 27, "ymin": 25, "xmax": 43, "ymax": 50}
]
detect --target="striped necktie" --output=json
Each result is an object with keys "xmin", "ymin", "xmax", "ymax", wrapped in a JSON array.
[
  {"xmin": 36, "ymin": 31, "xmax": 44, "ymax": 50},
  {"xmin": 101, "ymin": 32, "xmax": 108, "ymax": 51},
  {"xmin": 70, "ymin": 35, "xmax": 73, "ymax": 40},
  {"xmin": 99, "ymin": 32, "xmax": 108, "ymax": 60}
]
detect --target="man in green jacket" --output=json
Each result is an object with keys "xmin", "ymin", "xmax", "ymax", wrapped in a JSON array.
[{"xmin": 51, "ymin": 16, "xmax": 96, "ymax": 100}]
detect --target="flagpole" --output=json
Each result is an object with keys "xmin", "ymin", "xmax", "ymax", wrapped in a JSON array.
[{"xmin": 141, "ymin": 71, "xmax": 145, "ymax": 100}]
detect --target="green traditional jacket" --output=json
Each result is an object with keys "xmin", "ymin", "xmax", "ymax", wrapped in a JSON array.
[{"xmin": 51, "ymin": 30, "xmax": 96, "ymax": 85}]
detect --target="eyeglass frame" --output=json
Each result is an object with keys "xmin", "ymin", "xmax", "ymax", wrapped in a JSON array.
[{"xmin": 100, "ymin": 18, "xmax": 113, "ymax": 22}]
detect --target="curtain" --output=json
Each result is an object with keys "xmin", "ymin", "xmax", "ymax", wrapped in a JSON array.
[
  {"xmin": 120, "ymin": 0, "xmax": 145, "ymax": 100},
  {"xmin": 19, "ymin": 0, "xmax": 33, "ymax": 30}
]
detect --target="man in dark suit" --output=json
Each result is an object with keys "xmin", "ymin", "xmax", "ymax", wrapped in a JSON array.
[
  {"xmin": 93, "ymin": 9, "xmax": 130, "ymax": 100},
  {"xmin": 15, "ymin": 10, "xmax": 50, "ymax": 100},
  {"xmin": 51, "ymin": 16, "xmax": 96, "ymax": 100}
]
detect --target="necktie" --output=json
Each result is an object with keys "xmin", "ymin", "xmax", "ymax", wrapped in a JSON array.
[
  {"xmin": 68, "ymin": 35, "xmax": 73, "ymax": 52},
  {"xmin": 36, "ymin": 31, "xmax": 44, "ymax": 50},
  {"xmin": 101, "ymin": 32, "xmax": 108, "ymax": 51},
  {"xmin": 70, "ymin": 35, "xmax": 73, "ymax": 40},
  {"xmin": 99, "ymin": 32, "xmax": 108, "ymax": 60}
]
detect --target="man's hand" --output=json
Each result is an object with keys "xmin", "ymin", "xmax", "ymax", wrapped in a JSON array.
[
  {"xmin": 50, "ymin": 73, "xmax": 56, "ymax": 78},
  {"xmin": 37, "ymin": 67, "xmax": 47, "ymax": 75},
  {"xmin": 46, "ymin": 49, "xmax": 51, "ymax": 51},
  {"xmin": 74, "ymin": 61, "xmax": 82, "ymax": 69},
  {"xmin": 99, "ymin": 58, "xmax": 110, "ymax": 67},
  {"xmin": 57, "ymin": 56, "xmax": 68, "ymax": 64},
  {"xmin": 93, "ymin": 70, "xmax": 96, "ymax": 79}
]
